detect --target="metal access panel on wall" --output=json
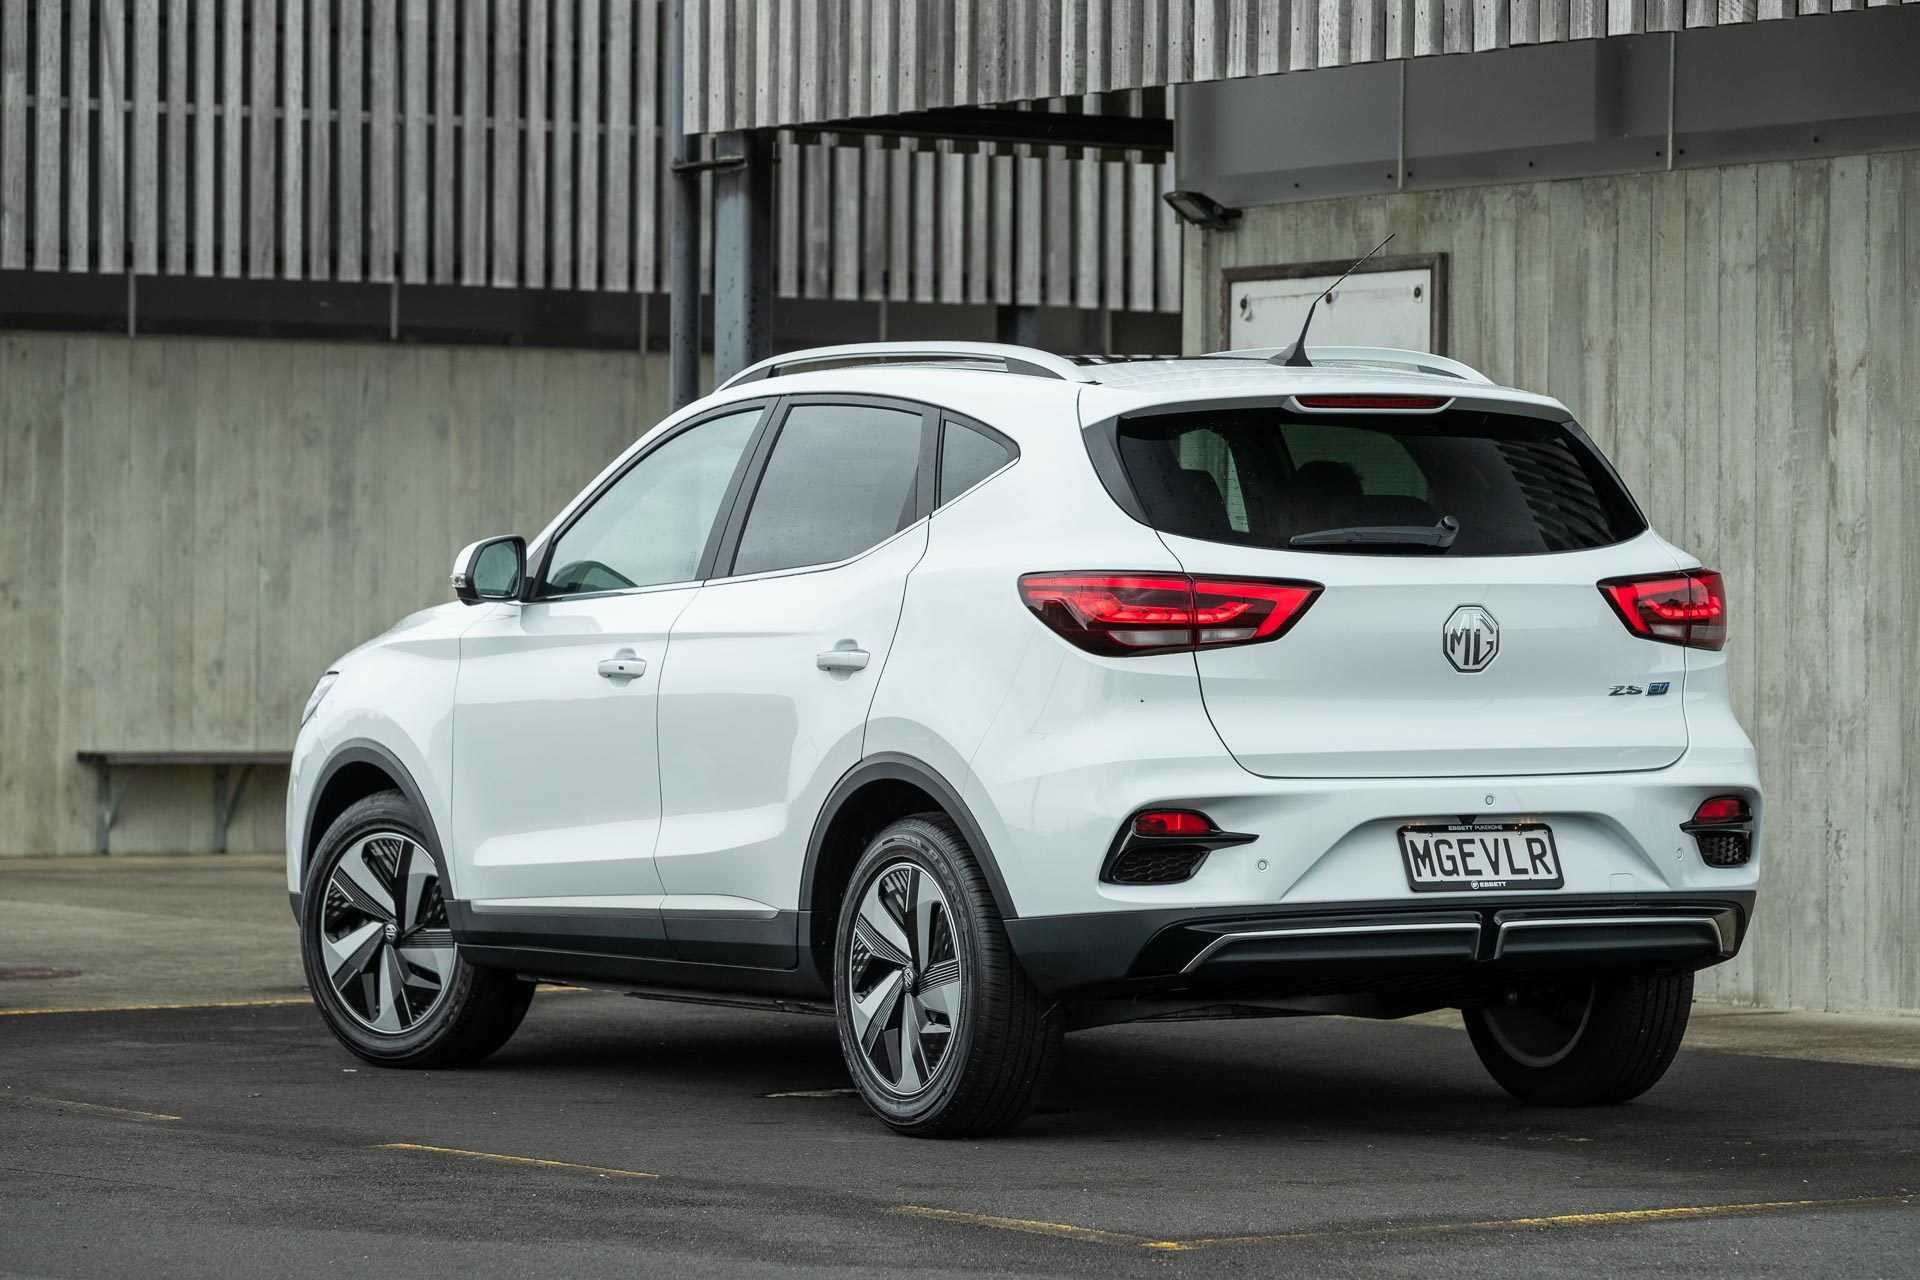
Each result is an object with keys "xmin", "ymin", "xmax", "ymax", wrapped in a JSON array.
[{"xmin": 1223, "ymin": 256, "xmax": 1445, "ymax": 354}]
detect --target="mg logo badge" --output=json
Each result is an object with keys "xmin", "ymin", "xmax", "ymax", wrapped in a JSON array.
[{"xmin": 1444, "ymin": 606, "xmax": 1499, "ymax": 673}]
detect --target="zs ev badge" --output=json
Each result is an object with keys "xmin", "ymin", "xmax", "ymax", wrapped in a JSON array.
[{"xmin": 1443, "ymin": 605, "xmax": 1499, "ymax": 673}]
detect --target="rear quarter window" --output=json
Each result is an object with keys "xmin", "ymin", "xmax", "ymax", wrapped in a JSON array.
[{"xmin": 1115, "ymin": 407, "xmax": 1644, "ymax": 556}]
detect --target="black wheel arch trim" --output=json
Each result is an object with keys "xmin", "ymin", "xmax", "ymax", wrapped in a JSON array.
[
  {"xmin": 800, "ymin": 753, "xmax": 1019, "ymax": 925},
  {"xmin": 302, "ymin": 739, "xmax": 447, "ymax": 889}
]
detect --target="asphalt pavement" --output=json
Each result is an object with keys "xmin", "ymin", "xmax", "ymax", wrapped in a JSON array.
[
  {"xmin": 2, "ymin": 855, "xmax": 1918, "ymax": 1278},
  {"xmin": 4, "ymin": 987, "xmax": 1918, "ymax": 1278}
]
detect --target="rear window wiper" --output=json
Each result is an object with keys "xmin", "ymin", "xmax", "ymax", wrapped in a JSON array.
[{"xmin": 1289, "ymin": 515, "xmax": 1460, "ymax": 552}]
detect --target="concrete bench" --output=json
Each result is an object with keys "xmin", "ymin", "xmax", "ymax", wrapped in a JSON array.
[{"xmin": 75, "ymin": 750, "xmax": 292, "ymax": 857}]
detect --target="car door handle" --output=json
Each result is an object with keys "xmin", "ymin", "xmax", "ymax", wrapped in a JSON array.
[
  {"xmin": 597, "ymin": 653, "xmax": 647, "ymax": 679},
  {"xmin": 816, "ymin": 648, "xmax": 870, "ymax": 672}
]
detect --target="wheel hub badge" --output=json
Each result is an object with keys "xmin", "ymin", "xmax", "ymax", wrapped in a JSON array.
[
  {"xmin": 902, "ymin": 967, "xmax": 919, "ymax": 995},
  {"xmin": 383, "ymin": 922, "xmax": 399, "ymax": 943}
]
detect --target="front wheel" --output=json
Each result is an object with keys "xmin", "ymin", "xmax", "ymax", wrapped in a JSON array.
[
  {"xmin": 832, "ymin": 815, "xmax": 1062, "ymax": 1138},
  {"xmin": 301, "ymin": 790, "xmax": 534, "ymax": 1068},
  {"xmin": 1463, "ymin": 971, "xmax": 1693, "ymax": 1106}
]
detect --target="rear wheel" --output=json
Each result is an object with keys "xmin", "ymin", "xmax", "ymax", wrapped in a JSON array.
[
  {"xmin": 1463, "ymin": 971, "xmax": 1693, "ymax": 1106},
  {"xmin": 833, "ymin": 814, "xmax": 1062, "ymax": 1137},
  {"xmin": 301, "ymin": 790, "xmax": 533, "ymax": 1068}
]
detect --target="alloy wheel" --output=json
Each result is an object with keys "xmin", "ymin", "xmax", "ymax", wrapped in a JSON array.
[
  {"xmin": 319, "ymin": 832, "xmax": 456, "ymax": 1034},
  {"xmin": 846, "ymin": 860, "xmax": 964, "ymax": 1096}
]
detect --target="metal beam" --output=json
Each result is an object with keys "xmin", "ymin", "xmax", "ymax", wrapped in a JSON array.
[
  {"xmin": 812, "ymin": 108, "xmax": 1173, "ymax": 154},
  {"xmin": 712, "ymin": 130, "xmax": 773, "ymax": 387}
]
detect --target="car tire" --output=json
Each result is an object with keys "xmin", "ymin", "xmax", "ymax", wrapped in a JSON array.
[
  {"xmin": 832, "ymin": 813, "xmax": 1063, "ymax": 1138},
  {"xmin": 1463, "ymin": 971, "xmax": 1693, "ymax": 1106},
  {"xmin": 301, "ymin": 789, "xmax": 534, "ymax": 1068}
]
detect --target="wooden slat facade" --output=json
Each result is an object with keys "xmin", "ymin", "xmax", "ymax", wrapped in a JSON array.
[
  {"xmin": 683, "ymin": 0, "xmax": 1900, "ymax": 134},
  {"xmin": 0, "ymin": 0, "xmax": 1180, "ymax": 312}
]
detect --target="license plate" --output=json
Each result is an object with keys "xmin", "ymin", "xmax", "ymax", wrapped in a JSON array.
[{"xmin": 1398, "ymin": 822, "xmax": 1563, "ymax": 892}]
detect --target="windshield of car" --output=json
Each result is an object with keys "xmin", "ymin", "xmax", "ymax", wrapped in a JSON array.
[{"xmin": 1113, "ymin": 407, "xmax": 1644, "ymax": 556}]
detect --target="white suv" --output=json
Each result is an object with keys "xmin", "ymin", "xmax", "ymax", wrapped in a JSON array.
[{"xmin": 289, "ymin": 341, "xmax": 1760, "ymax": 1137}]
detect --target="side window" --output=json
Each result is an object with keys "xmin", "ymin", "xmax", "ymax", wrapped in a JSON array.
[
  {"xmin": 939, "ymin": 419, "xmax": 1016, "ymax": 504},
  {"xmin": 542, "ymin": 408, "xmax": 761, "ymax": 596},
  {"xmin": 731, "ymin": 403, "xmax": 925, "ymax": 576}
]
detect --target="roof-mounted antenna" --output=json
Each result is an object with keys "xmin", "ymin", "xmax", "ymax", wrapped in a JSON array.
[{"xmin": 1272, "ymin": 233, "xmax": 1395, "ymax": 368}]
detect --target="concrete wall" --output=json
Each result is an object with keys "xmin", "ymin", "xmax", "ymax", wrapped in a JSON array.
[
  {"xmin": 0, "ymin": 333, "xmax": 671, "ymax": 858},
  {"xmin": 1184, "ymin": 151, "xmax": 1920, "ymax": 1015}
]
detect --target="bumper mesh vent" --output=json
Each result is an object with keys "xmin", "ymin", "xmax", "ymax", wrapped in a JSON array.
[
  {"xmin": 1695, "ymin": 830, "xmax": 1751, "ymax": 868},
  {"xmin": 1107, "ymin": 845, "xmax": 1209, "ymax": 884}
]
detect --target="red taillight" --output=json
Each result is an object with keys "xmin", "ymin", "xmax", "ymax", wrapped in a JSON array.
[
  {"xmin": 1017, "ymin": 573, "xmax": 1321, "ymax": 656},
  {"xmin": 1134, "ymin": 810, "xmax": 1212, "ymax": 837},
  {"xmin": 1598, "ymin": 569, "xmax": 1727, "ymax": 651},
  {"xmin": 1294, "ymin": 394, "xmax": 1450, "ymax": 410},
  {"xmin": 1692, "ymin": 796, "xmax": 1749, "ymax": 825}
]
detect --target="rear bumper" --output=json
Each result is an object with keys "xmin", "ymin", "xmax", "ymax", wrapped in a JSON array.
[{"xmin": 1006, "ymin": 890, "xmax": 1755, "ymax": 1001}]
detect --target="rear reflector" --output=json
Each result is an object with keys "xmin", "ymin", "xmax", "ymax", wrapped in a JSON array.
[
  {"xmin": 1294, "ymin": 394, "xmax": 1450, "ymax": 410},
  {"xmin": 1134, "ymin": 810, "xmax": 1212, "ymax": 837},
  {"xmin": 1018, "ymin": 573, "xmax": 1321, "ymax": 656},
  {"xmin": 1598, "ymin": 569, "xmax": 1728, "ymax": 651},
  {"xmin": 1691, "ymin": 796, "xmax": 1750, "ymax": 825}
]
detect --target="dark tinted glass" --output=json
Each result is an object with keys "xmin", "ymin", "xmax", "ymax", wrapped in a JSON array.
[
  {"xmin": 939, "ymin": 420, "xmax": 1015, "ymax": 504},
  {"xmin": 732, "ymin": 404, "xmax": 924, "ymax": 575},
  {"xmin": 1115, "ymin": 408, "xmax": 1643, "ymax": 556},
  {"xmin": 543, "ymin": 409, "xmax": 760, "ymax": 595}
]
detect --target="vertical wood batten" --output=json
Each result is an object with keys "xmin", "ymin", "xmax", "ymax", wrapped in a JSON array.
[
  {"xmin": 369, "ymin": 0, "xmax": 397, "ymax": 281},
  {"xmin": 308, "ymin": 0, "xmax": 333, "ymax": 279},
  {"xmin": 72, "ymin": 0, "xmax": 98, "ymax": 272},
  {"xmin": 192, "ymin": 0, "xmax": 211, "ymax": 274},
  {"xmin": 482, "ymin": 0, "xmax": 508, "ymax": 284},
  {"xmin": 459, "ymin": 0, "xmax": 486, "ymax": 285},
  {"xmin": 402, "ymin": 0, "xmax": 428, "ymax": 282},
  {"xmin": 278, "ymin": 0, "xmax": 301, "ymax": 279},
  {"xmin": 492, "ymin": 0, "xmax": 523, "ymax": 286},
  {"xmin": 634, "ymin": 0, "xmax": 657, "ymax": 292},
  {"xmin": 603, "ymin": 0, "xmax": 631, "ymax": 291},
  {"xmin": 2, "ymin": 0, "xmax": 31, "ymax": 269},
  {"xmin": 99, "ymin": 0, "xmax": 128, "ymax": 274},
  {"xmin": 575, "ymin": 0, "xmax": 600, "ymax": 289},
  {"xmin": 245, "ymin": 0, "xmax": 274, "ymax": 277},
  {"xmin": 130, "ymin": 0, "xmax": 156, "ymax": 276},
  {"xmin": 163, "ymin": 0, "xmax": 187, "ymax": 270},
  {"xmin": 338, "ymin": 0, "xmax": 364, "ymax": 281}
]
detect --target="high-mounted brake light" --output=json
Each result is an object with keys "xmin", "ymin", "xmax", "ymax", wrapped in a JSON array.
[
  {"xmin": 1598, "ymin": 569, "xmax": 1727, "ymax": 651},
  {"xmin": 1294, "ymin": 394, "xmax": 1450, "ymax": 410},
  {"xmin": 1017, "ymin": 573, "xmax": 1321, "ymax": 656}
]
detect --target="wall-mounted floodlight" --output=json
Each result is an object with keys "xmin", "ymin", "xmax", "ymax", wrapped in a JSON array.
[{"xmin": 1162, "ymin": 190, "xmax": 1242, "ymax": 231}]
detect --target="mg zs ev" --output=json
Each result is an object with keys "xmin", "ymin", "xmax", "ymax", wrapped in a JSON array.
[{"xmin": 289, "ymin": 341, "xmax": 1760, "ymax": 1137}]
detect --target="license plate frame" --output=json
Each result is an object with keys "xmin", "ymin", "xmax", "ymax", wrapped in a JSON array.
[{"xmin": 1398, "ymin": 821, "xmax": 1564, "ymax": 893}]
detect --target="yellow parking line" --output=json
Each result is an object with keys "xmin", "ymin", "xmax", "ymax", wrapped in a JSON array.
[
  {"xmin": 0, "ymin": 996, "xmax": 315, "ymax": 1018},
  {"xmin": 375, "ymin": 1143, "xmax": 659, "ymax": 1180},
  {"xmin": 20, "ymin": 1096, "xmax": 183, "ymax": 1122},
  {"xmin": 897, "ymin": 1192, "xmax": 1919, "ymax": 1253},
  {"xmin": 888, "ymin": 1206, "xmax": 1156, "ymax": 1247},
  {"xmin": 1176, "ymin": 1193, "xmax": 1920, "ymax": 1250},
  {"xmin": 0, "ymin": 985, "xmax": 584, "ymax": 1018}
]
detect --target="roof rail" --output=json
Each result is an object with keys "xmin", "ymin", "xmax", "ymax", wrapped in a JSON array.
[
  {"xmin": 717, "ymin": 342, "xmax": 1097, "ymax": 391},
  {"xmin": 1207, "ymin": 345, "xmax": 1495, "ymax": 386}
]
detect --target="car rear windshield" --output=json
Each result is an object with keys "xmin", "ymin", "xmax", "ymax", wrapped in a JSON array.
[{"xmin": 1113, "ymin": 407, "xmax": 1645, "ymax": 556}]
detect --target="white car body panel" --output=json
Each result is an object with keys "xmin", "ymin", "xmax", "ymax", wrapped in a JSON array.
[
  {"xmin": 654, "ymin": 523, "xmax": 928, "ymax": 913},
  {"xmin": 451, "ymin": 585, "xmax": 699, "ymax": 904}
]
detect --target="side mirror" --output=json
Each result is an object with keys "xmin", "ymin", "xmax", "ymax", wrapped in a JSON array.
[{"xmin": 451, "ymin": 535, "xmax": 526, "ymax": 605}]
